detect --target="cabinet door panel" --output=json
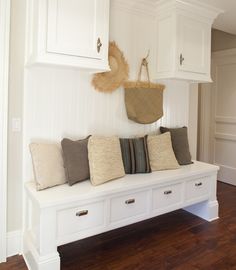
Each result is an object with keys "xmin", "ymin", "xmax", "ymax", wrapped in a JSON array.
[
  {"xmin": 177, "ymin": 16, "xmax": 210, "ymax": 74},
  {"xmin": 47, "ymin": 0, "xmax": 103, "ymax": 59}
]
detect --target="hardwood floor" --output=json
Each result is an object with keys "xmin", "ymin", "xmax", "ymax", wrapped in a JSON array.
[{"xmin": 1, "ymin": 181, "xmax": 236, "ymax": 270}]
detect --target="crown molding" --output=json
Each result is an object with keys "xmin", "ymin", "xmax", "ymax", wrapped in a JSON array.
[
  {"xmin": 110, "ymin": 0, "xmax": 157, "ymax": 18},
  {"xmin": 111, "ymin": 0, "xmax": 223, "ymax": 21},
  {"xmin": 156, "ymin": 0, "xmax": 223, "ymax": 21}
]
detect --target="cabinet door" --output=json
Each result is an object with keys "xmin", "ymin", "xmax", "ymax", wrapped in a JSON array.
[
  {"xmin": 177, "ymin": 15, "xmax": 210, "ymax": 74},
  {"xmin": 46, "ymin": 0, "xmax": 105, "ymax": 59}
]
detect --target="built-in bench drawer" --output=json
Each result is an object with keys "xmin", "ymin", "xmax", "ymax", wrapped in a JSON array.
[
  {"xmin": 110, "ymin": 190, "xmax": 149, "ymax": 224},
  {"xmin": 185, "ymin": 177, "xmax": 211, "ymax": 202},
  {"xmin": 57, "ymin": 200, "xmax": 105, "ymax": 238},
  {"xmin": 152, "ymin": 183, "xmax": 183, "ymax": 212}
]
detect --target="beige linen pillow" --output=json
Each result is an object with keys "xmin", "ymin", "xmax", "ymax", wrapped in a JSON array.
[
  {"xmin": 29, "ymin": 143, "xmax": 66, "ymax": 190},
  {"xmin": 147, "ymin": 132, "xmax": 180, "ymax": 171},
  {"xmin": 88, "ymin": 136, "xmax": 125, "ymax": 186}
]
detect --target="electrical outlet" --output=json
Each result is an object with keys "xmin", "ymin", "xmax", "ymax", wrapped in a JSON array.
[{"xmin": 12, "ymin": 118, "xmax": 21, "ymax": 132}]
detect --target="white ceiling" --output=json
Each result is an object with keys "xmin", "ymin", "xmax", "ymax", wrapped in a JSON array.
[{"xmin": 145, "ymin": 0, "xmax": 236, "ymax": 35}]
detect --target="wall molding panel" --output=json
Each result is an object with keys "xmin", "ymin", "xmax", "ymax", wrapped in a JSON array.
[
  {"xmin": 215, "ymin": 133, "xmax": 236, "ymax": 142},
  {"xmin": 215, "ymin": 116, "xmax": 236, "ymax": 124},
  {"xmin": 199, "ymin": 49, "xmax": 236, "ymax": 185}
]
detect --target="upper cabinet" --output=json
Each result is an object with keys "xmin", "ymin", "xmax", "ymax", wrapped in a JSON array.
[
  {"xmin": 156, "ymin": 0, "xmax": 222, "ymax": 83},
  {"xmin": 26, "ymin": 0, "xmax": 110, "ymax": 72}
]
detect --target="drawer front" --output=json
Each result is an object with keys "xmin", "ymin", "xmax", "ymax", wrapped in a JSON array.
[
  {"xmin": 185, "ymin": 177, "xmax": 210, "ymax": 202},
  {"xmin": 57, "ymin": 200, "xmax": 105, "ymax": 237},
  {"xmin": 152, "ymin": 183, "xmax": 183, "ymax": 211},
  {"xmin": 110, "ymin": 191, "xmax": 148, "ymax": 223}
]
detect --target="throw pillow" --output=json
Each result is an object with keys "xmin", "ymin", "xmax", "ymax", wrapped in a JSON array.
[
  {"xmin": 147, "ymin": 132, "xmax": 180, "ymax": 171},
  {"xmin": 88, "ymin": 136, "xmax": 125, "ymax": 186},
  {"xmin": 119, "ymin": 136, "xmax": 151, "ymax": 174},
  {"xmin": 160, "ymin": 126, "xmax": 192, "ymax": 165},
  {"xmin": 61, "ymin": 137, "xmax": 90, "ymax": 186},
  {"xmin": 29, "ymin": 143, "xmax": 66, "ymax": 191}
]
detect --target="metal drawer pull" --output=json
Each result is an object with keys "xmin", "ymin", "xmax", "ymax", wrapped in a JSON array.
[
  {"xmin": 195, "ymin": 182, "xmax": 203, "ymax": 187},
  {"xmin": 76, "ymin": 210, "xmax": 88, "ymax": 217},
  {"xmin": 97, "ymin": 37, "xmax": 102, "ymax": 53},
  {"xmin": 164, "ymin": 190, "xmax": 172, "ymax": 195},
  {"xmin": 180, "ymin": 53, "xmax": 185, "ymax": 65},
  {"xmin": 125, "ymin": 199, "xmax": 135, "ymax": 204}
]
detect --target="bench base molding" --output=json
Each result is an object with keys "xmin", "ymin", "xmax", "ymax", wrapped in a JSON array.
[
  {"xmin": 23, "ymin": 233, "xmax": 60, "ymax": 270},
  {"xmin": 184, "ymin": 199, "xmax": 219, "ymax": 222},
  {"xmin": 23, "ymin": 161, "xmax": 219, "ymax": 270}
]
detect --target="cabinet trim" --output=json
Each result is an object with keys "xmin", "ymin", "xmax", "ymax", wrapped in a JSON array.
[{"xmin": 26, "ymin": 0, "xmax": 110, "ymax": 71}]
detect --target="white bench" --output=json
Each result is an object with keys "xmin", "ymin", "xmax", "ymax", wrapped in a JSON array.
[{"xmin": 23, "ymin": 161, "xmax": 219, "ymax": 270}]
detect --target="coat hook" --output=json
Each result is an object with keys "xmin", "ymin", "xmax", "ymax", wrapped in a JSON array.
[
  {"xmin": 142, "ymin": 49, "xmax": 150, "ymax": 67},
  {"xmin": 144, "ymin": 49, "xmax": 150, "ymax": 60}
]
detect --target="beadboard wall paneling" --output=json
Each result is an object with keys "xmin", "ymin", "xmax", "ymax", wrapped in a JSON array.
[
  {"xmin": 23, "ymin": 66, "xmax": 189, "ymax": 181},
  {"xmin": 23, "ymin": 8, "xmax": 189, "ymax": 180}
]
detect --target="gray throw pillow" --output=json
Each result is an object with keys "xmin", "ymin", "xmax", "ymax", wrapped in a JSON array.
[
  {"xmin": 160, "ymin": 126, "xmax": 192, "ymax": 165},
  {"xmin": 61, "ymin": 137, "xmax": 90, "ymax": 186},
  {"xmin": 119, "ymin": 136, "xmax": 151, "ymax": 174}
]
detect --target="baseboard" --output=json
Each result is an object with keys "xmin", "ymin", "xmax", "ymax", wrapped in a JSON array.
[{"xmin": 7, "ymin": 230, "xmax": 22, "ymax": 257}]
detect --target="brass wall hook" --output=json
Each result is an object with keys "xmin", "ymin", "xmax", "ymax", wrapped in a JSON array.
[
  {"xmin": 141, "ymin": 49, "xmax": 150, "ymax": 67},
  {"xmin": 144, "ymin": 49, "xmax": 150, "ymax": 60},
  {"xmin": 137, "ymin": 49, "xmax": 151, "ymax": 83}
]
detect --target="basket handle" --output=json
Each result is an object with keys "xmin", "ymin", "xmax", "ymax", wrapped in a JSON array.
[{"xmin": 137, "ymin": 50, "xmax": 151, "ymax": 87}]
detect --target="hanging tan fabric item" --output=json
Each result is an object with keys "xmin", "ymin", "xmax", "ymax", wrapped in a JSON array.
[
  {"xmin": 124, "ymin": 54, "xmax": 165, "ymax": 124},
  {"xmin": 92, "ymin": 42, "xmax": 129, "ymax": 93}
]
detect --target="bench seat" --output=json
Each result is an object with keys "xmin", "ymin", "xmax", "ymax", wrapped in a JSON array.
[{"xmin": 23, "ymin": 160, "xmax": 219, "ymax": 270}]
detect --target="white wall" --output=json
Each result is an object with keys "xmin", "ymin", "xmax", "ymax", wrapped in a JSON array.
[
  {"xmin": 7, "ymin": 0, "xmax": 26, "ymax": 232},
  {"xmin": 0, "ymin": 0, "xmax": 11, "ymax": 262},
  {"xmin": 8, "ymin": 2, "xmax": 194, "ymax": 243}
]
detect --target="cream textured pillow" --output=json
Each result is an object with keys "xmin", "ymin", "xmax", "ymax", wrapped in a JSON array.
[
  {"xmin": 29, "ymin": 143, "xmax": 66, "ymax": 190},
  {"xmin": 88, "ymin": 136, "xmax": 125, "ymax": 186},
  {"xmin": 147, "ymin": 132, "xmax": 180, "ymax": 171}
]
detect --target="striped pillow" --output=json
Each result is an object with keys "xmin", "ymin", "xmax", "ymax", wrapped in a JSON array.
[{"xmin": 119, "ymin": 136, "xmax": 151, "ymax": 174}]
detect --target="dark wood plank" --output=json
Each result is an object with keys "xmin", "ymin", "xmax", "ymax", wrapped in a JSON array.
[{"xmin": 1, "ymin": 181, "xmax": 236, "ymax": 270}]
